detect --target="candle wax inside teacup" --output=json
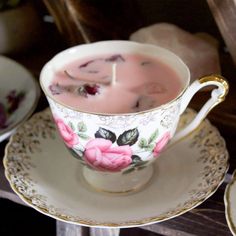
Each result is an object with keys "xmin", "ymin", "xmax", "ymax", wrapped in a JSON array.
[{"xmin": 49, "ymin": 53, "xmax": 183, "ymax": 113}]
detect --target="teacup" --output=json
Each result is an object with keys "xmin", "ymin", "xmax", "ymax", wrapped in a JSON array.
[{"xmin": 40, "ymin": 41, "xmax": 228, "ymax": 193}]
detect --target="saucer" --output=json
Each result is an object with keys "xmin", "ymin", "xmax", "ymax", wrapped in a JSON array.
[
  {"xmin": 224, "ymin": 170, "xmax": 236, "ymax": 235},
  {"xmin": 0, "ymin": 55, "xmax": 40, "ymax": 142},
  {"xmin": 4, "ymin": 108, "xmax": 229, "ymax": 227}
]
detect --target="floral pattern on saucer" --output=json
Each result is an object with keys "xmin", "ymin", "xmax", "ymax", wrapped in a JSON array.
[{"xmin": 3, "ymin": 108, "xmax": 229, "ymax": 227}]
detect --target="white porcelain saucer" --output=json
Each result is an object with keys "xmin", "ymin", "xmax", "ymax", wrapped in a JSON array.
[
  {"xmin": 3, "ymin": 108, "xmax": 229, "ymax": 228},
  {"xmin": 0, "ymin": 55, "xmax": 40, "ymax": 142},
  {"xmin": 225, "ymin": 170, "xmax": 236, "ymax": 235}
]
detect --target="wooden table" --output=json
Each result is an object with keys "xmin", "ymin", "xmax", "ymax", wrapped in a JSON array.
[{"xmin": 0, "ymin": 40, "xmax": 236, "ymax": 236}]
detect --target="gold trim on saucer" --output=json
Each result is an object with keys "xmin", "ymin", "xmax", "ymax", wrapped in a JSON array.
[{"xmin": 3, "ymin": 108, "xmax": 229, "ymax": 227}]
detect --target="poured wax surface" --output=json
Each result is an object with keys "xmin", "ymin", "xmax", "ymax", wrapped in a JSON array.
[{"xmin": 49, "ymin": 53, "xmax": 183, "ymax": 114}]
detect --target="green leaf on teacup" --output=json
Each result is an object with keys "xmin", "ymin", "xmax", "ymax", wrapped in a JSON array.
[
  {"xmin": 117, "ymin": 128, "xmax": 139, "ymax": 146},
  {"xmin": 95, "ymin": 127, "xmax": 116, "ymax": 143},
  {"xmin": 131, "ymin": 155, "xmax": 142, "ymax": 164},
  {"xmin": 138, "ymin": 138, "xmax": 148, "ymax": 149},
  {"xmin": 66, "ymin": 147, "xmax": 84, "ymax": 160},
  {"xmin": 144, "ymin": 144, "xmax": 155, "ymax": 152},
  {"xmin": 122, "ymin": 167, "xmax": 135, "ymax": 175},
  {"xmin": 133, "ymin": 160, "xmax": 149, "ymax": 167},
  {"xmin": 68, "ymin": 121, "xmax": 75, "ymax": 131},
  {"xmin": 138, "ymin": 132, "xmax": 157, "ymax": 150},
  {"xmin": 78, "ymin": 133, "xmax": 90, "ymax": 140},
  {"xmin": 137, "ymin": 166, "xmax": 147, "ymax": 171},
  {"xmin": 77, "ymin": 121, "xmax": 87, "ymax": 132},
  {"xmin": 148, "ymin": 129, "xmax": 159, "ymax": 144}
]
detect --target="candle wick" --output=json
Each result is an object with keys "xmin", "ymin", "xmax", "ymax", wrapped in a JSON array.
[{"xmin": 111, "ymin": 63, "xmax": 117, "ymax": 85}]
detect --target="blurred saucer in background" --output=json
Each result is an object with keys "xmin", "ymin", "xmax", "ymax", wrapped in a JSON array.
[{"xmin": 0, "ymin": 55, "xmax": 40, "ymax": 142}]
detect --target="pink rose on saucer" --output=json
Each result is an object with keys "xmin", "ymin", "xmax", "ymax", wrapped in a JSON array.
[
  {"xmin": 84, "ymin": 138, "xmax": 132, "ymax": 172},
  {"xmin": 55, "ymin": 118, "xmax": 79, "ymax": 148},
  {"xmin": 153, "ymin": 132, "xmax": 170, "ymax": 157}
]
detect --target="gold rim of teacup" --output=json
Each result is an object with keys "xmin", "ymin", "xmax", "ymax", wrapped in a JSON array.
[{"xmin": 39, "ymin": 40, "xmax": 191, "ymax": 116}]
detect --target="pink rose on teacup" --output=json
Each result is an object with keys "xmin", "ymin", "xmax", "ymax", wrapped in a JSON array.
[
  {"xmin": 153, "ymin": 132, "xmax": 171, "ymax": 157},
  {"xmin": 55, "ymin": 118, "xmax": 79, "ymax": 148},
  {"xmin": 84, "ymin": 138, "xmax": 132, "ymax": 172}
]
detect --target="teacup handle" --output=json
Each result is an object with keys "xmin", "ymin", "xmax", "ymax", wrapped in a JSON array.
[{"xmin": 171, "ymin": 74, "xmax": 229, "ymax": 144}]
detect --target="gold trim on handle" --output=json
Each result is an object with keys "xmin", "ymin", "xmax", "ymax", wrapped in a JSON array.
[
  {"xmin": 171, "ymin": 74, "xmax": 229, "ymax": 145},
  {"xmin": 198, "ymin": 74, "xmax": 229, "ymax": 101}
]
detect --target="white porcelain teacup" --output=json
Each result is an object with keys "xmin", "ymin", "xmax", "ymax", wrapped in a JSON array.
[{"xmin": 40, "ymin": 41, "xmax": 228, "ymax": 193}]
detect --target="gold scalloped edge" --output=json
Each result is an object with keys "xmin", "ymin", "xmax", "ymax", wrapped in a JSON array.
[{"xmin": 3, "ymin": 108, "xmax": 229, "ymax": 227}]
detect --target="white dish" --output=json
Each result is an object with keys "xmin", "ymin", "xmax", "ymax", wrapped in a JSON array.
[
  {"xmin": 225, "ymin": 170, "xmax": 236, "ymax": 235},
  {"xmin": 0, "ymin": 55, "xmax": 40, "ymax": 142},
  {"xmin": 4, "ymin": 108, "xmax": 229, "ymax": 228}
]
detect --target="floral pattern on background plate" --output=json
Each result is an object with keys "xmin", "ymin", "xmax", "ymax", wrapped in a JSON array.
[
  {"xmin": 3, "ymin": 108, "xmax": 229, "ymax": 227},
  {"xmin": 0, "ymin": 90, "xmax": 25, "ymax": 129},
  {"xmin": 0, "ymin": 55, "xmax": 40, "ymax": 142}
]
